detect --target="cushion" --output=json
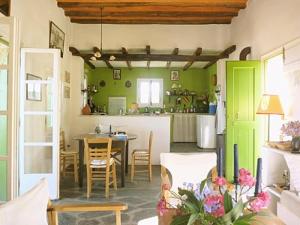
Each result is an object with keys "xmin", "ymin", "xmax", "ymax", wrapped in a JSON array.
[
  {"xmin": 91, "ymin": 158, "xmax": 114, "ymax": 168},
  {"xmin": 0, "ymin": 179, "xmax": 49, "ymax": 225}
]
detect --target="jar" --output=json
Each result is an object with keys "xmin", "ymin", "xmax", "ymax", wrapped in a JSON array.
[{"xmin": 291, "ymin": 136, "xmax": 300, "ymax": 153}]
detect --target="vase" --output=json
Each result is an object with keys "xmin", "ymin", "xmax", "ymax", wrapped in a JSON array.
[{"xmin": 291, "ymin": 136, "xmax": 300, "ymax": 153}]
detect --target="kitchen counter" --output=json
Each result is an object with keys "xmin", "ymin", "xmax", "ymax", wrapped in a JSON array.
[
  {"xmin": 71, "ymin": 114, "xmax": 171, "ymax": 165},
  {"xmin": 82, "ymin": 112, "xmax": 210, "ymax": 117}
]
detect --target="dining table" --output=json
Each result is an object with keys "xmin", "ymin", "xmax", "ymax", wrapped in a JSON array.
[{"xmin": 73, "ymin": 133, "xmax": 137, "ymax": 188}]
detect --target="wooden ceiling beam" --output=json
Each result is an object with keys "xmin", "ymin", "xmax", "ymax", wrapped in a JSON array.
[
  {"xmin": 57, "ymin": 0, "xmax": 247, "ymax": 9},
  {"xmin": 104, "ymin": 60, "xmax": 114, "ymax": 69},
  {"xmin": 70, "ymin": 17, "xmax": 232, "ymax": 24},
  {"xmin": 239, "ymin": 46, "xmax": 251, "ymax": 60},
  {"xmin": 64, "ymin": 6, "xmax": 239, "ymax": 17},
  {"xmin": 69, "ymin": 47, "xmax": 96, "ymax": 69},
  {"xmin": 66, "ymin": 11, "xmax": 238, "ymax": 18},
  {"xmin": 122, "ymin": 47, "xmax": 132, "ymax": 70},
  {"xmin": 69, "ymin": 51, "xmax": 218, "ymax": 62},
  {"xmin": 203, "ymin": 45, "xmax": 236, "ymax": 69},
  {"xmin": 146, "ymin": 45, "xmax": 151, "ymax": 69},
  {"xmin": 183, "ymin": 47, "xmax": 202, "ymax": 71},
  {"xmin": 166, "ymin": 48, "xmax": 179, "ymax": 68}
]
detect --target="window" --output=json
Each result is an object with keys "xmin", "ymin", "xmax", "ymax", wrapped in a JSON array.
[
  {"xmin": 264, "ymin": 53, "xmax": 286, "ymax": 141},
  {"xmin": 137, "ymin": 79, "xmax": 163, "ymax": 107}
]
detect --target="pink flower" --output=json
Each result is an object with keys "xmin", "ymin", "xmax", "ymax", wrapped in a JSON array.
[
  {"xmin": 249, "ymin": 198, "xmax": 265, "ymax": 212},
  {"xmin": 238, "ymin": 168, "xmax": 256, "ymax": 187},
  {"xmin": 204, "ymin": 194, "xmax": 225, "ymax": 218},
  {"xmin": 250, "ymin": 191, "xmax": 270, "ymax": 212},
  {"xmin": 156, "ymin": 198, "xmax": 168, "ymax": 216},
  {"xmin": 212, "ymin": 206, "xmax": 225, "ymax": 217},
  {"xmin": 214, "ymin": 177, "xmax": 227, "ymax": 186},
  {"xmin": 257, "ymin": 191, "xmax": 271, "ymax": 205}
]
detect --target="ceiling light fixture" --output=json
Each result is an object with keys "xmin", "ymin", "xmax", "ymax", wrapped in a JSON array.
[{"xmin": 90, "ymin": 6, "xmax": 116, "ymax": 62}]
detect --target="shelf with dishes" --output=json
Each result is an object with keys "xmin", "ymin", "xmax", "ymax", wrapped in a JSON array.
[{"xmin": 165, "ymin": 90, "xmax": 197, "ymax": 103}]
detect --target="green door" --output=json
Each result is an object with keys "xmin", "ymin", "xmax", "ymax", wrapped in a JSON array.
[{"xmin": 226, "ymin": 61, "xmax": 262, "ymax": 181}]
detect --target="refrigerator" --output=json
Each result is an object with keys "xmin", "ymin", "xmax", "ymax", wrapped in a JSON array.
[{"xmin": 196, "ymin": 114, "xmax": 216, "ymax": 149}]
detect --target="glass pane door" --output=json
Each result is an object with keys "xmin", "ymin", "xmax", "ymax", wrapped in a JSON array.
[
  {"xmin": 0, "ymin": 17, "xmax": 13, "ymax": 202},
  {"xmin": 19, "ymin": 48, "xmax": 60, "ymax": 199}
]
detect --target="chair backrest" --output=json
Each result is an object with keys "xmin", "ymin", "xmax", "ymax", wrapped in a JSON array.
[
  {"xmin": 84, "ymin": 138, "xmax": 113, "ymax": 166},
  {"xmin": 60, "ymin": 130, "xmax": 66, "ymax": 152},
  {"xmin": 148, "ymin": 131, "xmax": 153, "ymax": 155},
  {"xmin": 160, "ymin": 152, "xmax": 217, "ymax": 205}
]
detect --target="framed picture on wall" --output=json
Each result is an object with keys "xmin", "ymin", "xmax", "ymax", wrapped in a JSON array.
[
  {"xmin": 113, "ymin": 69, "xmax": 121, "ymax": 80},
  {"xmin": 26, "ymin": 74, "xmax": 42, "ymax": 101},
  {"xmin": 170, "ymin": 70, "xmax": 179, "ymax": 81},
  {"xmin": 64, "ymin": 86, "xmax": 70, "ymax": 98},
  {"xmin": 49, "ymin": 21, "xmax": 65, "ymax": 58}
]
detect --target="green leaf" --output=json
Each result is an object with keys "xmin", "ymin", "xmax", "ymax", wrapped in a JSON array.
[
  {"xmin": 221, "ymin": 200, "xmax": 244, "ymax": 224},
  {"xmin": 223, "ymin": 191, "xmax": 233, "ymax": 213},
  {"xmin": 178, "ymin": 189, "xmax": 200, "ymax": 212},
  {"xmin": 184, "ymin": 201, "xmax": 199, "ymax": 214},
  {"xmin": 187, "ymin": 213, "xmax": 199, "ymax": 225},
  {"xmin": 200, "ymin": 178, "xmax": 207, "ymax": 193},
  {"xmin": 170, "ymin": 215, "xmax": 191, "ymax": 225},
  {"xmin": 233, "ymin": 221, "xmax": 250, "ymax": 225}
]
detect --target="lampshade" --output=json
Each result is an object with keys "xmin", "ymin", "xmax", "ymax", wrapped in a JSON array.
[{"xmin": 256, "ymin": 94, "xmax": 284, "ymax": 115}]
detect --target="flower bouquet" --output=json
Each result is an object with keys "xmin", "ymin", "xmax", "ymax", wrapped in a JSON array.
[{"xmin": 157, "ymin": 168, "xmax": 270, "ymax": 225}]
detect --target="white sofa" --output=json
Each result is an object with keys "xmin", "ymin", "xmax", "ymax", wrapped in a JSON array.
[{"xmin": 277, "ymin": 191, "xmax": 300, "ymax": 225}]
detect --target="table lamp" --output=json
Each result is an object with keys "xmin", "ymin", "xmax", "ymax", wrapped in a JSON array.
[{"xmin": 256, "ymin": 94, "xmax": 284, "ymax": 142}]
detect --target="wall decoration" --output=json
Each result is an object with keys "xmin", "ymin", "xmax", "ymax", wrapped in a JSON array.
[
  {"xmin": 212, "ymin": 74, "xmax": 217, "ymax": 86},
  {"xmin": 64, "ymin": 71, "xmax": 70, "ymax": 83},
  {"xmin": 49, "ymin": 21, "xmax": 65, "ymax": 58},
  {"xmin": 170, "ymin": 70, "xmax": 179, "ymax": 81},
  {"xmin": 99, "ymin": 80, "xmax": 106, "ymax": 87},
  {"xmin": 64, "ymin": 86, "xmax": 70, "ymax": 98},
  {"xmin": 125, "ymin": 80, "xmax": 132, "ymax": 88},
  {"xmin": 26, "ymin": 74, "xmax": 42, "ymax": 101},
  {"xmin": 113, "ymin": 69, "xmax": 121, "ymax": 80}
]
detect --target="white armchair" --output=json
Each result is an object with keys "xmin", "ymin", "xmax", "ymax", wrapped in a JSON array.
[
  {"xmin": 0, "ymin": 179, "xmax": 127, "ymax": 225},
  {"xmin": 160, "ymin": 152, "xmax": 217, "ymax": 205}
]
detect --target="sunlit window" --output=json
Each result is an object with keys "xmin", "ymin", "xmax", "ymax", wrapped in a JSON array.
[
  {"xmin": 264, "ymin": 53, "xmax": 287, "ymax": 140},
  {"xmin": 137, "ymin": 79, "xmax": 163, "ymax": 107}
]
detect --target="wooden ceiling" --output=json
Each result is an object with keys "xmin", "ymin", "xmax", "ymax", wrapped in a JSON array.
[{"xmin": 57, "ymin": 0, "xmax": 248, "ymax": 24}]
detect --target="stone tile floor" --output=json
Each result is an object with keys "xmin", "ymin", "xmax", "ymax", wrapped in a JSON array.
[
  {"xmin": 57, "ymin": 143, "xmax": 214, "ymax": 225},
  {"xmin": 57, "ymin": 165, "xmax": 161, "ymax": 225}
]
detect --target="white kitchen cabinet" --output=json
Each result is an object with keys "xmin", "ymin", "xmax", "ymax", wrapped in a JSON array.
[{"xmin": 173, "ymin": 113, "xmax": 197, "ymax": 142}]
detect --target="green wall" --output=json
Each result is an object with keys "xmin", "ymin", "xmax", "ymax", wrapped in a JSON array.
[
  {"xmin": 86, "ymin": 66, "xmax": 216, "ymax": 112},
  {"xmin": 207, "ymin": 63, "xmax": 217, "ymax": 102}
]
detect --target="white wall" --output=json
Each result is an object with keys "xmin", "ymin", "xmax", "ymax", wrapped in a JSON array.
[
  {"xmin": 10, "ymin": 0, "xmax": 73, "ymax": 143},
  {"xmin": 230, "ymin": 0, "xmax": 300, "ymax": 59},
  {"xmin": 71, "ymin": 23, "xmax": 231, "ymax": 52}
]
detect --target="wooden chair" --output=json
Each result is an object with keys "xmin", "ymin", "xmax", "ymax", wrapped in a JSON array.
[
  {"xmin": 48, "ymin": 201, "xmax": 127, "ymax": 225},
  {"xmin": 60, "ymin": 131, "xmax": 79, "ymax": 183},
  {"xmin": 131, "ymin": 131, "xmax": 153, "ymax": 182},
  {"xmin": 84, "ymin": 137, "xmax": 117, "ymax": 198}
]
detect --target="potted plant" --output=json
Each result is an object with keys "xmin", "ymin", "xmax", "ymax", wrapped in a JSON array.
[
  {"xmin": 281, "ymin": 121, "xmax": 300, "ymax": 153},
  {"xmin": 157, "ymin": 169, "xmax": 270, "ymax": 225}
]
